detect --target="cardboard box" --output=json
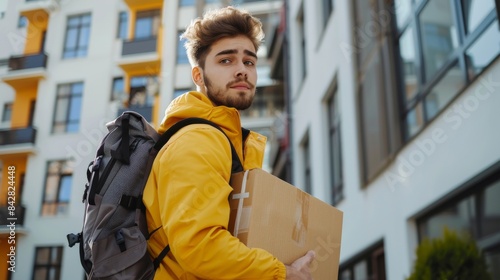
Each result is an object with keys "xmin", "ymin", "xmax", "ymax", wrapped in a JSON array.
[{"xmin": 229, "ymin": 169, "xmax": 343, "ymax": 280}]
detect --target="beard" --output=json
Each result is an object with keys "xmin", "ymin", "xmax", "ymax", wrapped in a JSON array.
[{"xmin": 204, "ymin": 74, "xmax": 255, "ymax": 110}]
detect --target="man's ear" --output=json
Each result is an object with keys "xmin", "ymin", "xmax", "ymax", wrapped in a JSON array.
[{"xmin": 192, "ymin": 66, "xmax": 204, "ymax": 87}]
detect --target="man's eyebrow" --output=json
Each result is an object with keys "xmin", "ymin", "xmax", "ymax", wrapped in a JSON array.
[{"xmin": 215, "ymin": 49, "xmax": 258, "ymax": 59}]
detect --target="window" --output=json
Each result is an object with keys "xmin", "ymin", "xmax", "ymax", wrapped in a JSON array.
[
  {"xmin": 117, "ymin": 11, "xmax": 128, "ymax": 39},
  {"xmin": 302, "ymin": 134, "xmax": 312, "ymax": 194},
  {"xmin": 177, "ymin": 30, "xmax": 189, "ymax": 64},
  {"xmin": 179, "ymin": 0, "xmax": 195, "ymax": 6},
  {"xmin": 327, "ymin": 88, "xmax": 343, "ymax": 204},
  {"xmin": 321, "ymin": 0, "xmax": 333, "ymax": 28},
  {"xmin": 18, "ymin": 15, "xmax": 27, "ymax": 28},
  {"xmin": 395, "ymin": 1, "xmax": 499, "ymax": 139},
  {"xmin": 32, "ymin": 246, "xmax": 63, "ymax": 280},
  {"xmin": 41, "ymin": 160, "xmax": 74, "ymax": 216},
  {"xmin": 134, "ymin": 10, "xmax": 160, "ymax": 39},
  {"xmin": 63, "ymin": 13, "xmax": 91, "ymax": 59},
  {"xmin": 110, "ymin": 77, "xmax": 124, "ymax": 101},
  {"xmin": 297, "ymin": 5, "xmax": 307, "ymax": 81},
  {"xmin": 354, "ymin": 0, "xmax": 401, "ymax": 184},
  {"xmin": 2, "ymin": 103, "xmax": 12, "ymax": 122},
  {"xmin": 339, "ymin": 242, "xmax": 386, "ymax": 280},
  {"xmin": 53, "ymin": 82, "xmax": 83, "ymax": 133},
  {"xmin": 417, "ymin": 166, "xmax": 500, "ymax": 279}
]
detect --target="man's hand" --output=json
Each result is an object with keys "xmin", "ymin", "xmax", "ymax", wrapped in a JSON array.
[{"xmin": 285, "ymin": 250, "xmax": 316, "ymax": 280}]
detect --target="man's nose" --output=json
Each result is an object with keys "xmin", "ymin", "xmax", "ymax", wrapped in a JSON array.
[{"xmin": 235, "ymin": 63, "xmax": 248, "ymax": 78}]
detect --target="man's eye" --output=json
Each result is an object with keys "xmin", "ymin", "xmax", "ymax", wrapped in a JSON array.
[
  {"xmin": 245, "ymin": 61, "xmax": 255, "ymax": 66},
  {"xmin": 220, "ymin": 59, "xmax": 231, "ymax": 64}
]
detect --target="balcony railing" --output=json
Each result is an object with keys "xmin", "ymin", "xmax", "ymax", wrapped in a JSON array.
[
  {"xmin": 0, "ymin": 127, "xmax": 37, "ymax": 146},
  {"xmin": 8, "ymin": 53, "xmax": 48, "ymax": 71},
  {"xmin": 122, "ymin": 37, "xmax": 157, "ymax": 56},
  {"xmin": 0, "ymin": 205, "xmax": 26, "ymax": 227}
]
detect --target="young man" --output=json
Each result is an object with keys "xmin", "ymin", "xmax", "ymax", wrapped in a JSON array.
[{"xmin": 143, "ymin": 6, "xmax": 315, "ymax": 279}]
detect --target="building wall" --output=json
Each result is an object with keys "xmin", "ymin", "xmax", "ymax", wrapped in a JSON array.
[{"xmin": 287, "ymin": 0, "xmax": 499, "ymax": 279}]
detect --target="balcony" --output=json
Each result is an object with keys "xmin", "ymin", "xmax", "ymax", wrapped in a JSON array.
[
  {"xmin": 8, "ymin": 52, "xmax": 47, "ymax": 71},
  {"xmin": 2, "ymin": 53, "xmax": 47, "ymax": 89},
  {"xmin": 0, "ymin": 127, "xmax": 37, "ymax": 155},
  {"xmin": 0, "ymin": 205, "xmax": 26, "ymax": 235},
  {"xmin": 122, "ymin": 37, "xmax": 157, "ymax": 56},
  {"xmin": 20, "ymin": 0, "xmax": 60, "ymax": 16}
]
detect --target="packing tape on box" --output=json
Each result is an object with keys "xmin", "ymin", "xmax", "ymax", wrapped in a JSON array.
[
  {"xmin": 231, "ymin": 170, "xmax": 250, "ymax": 237},
  {"xmin": 292, "ymin": 189, "xmax": 309, "ymax": 246}
]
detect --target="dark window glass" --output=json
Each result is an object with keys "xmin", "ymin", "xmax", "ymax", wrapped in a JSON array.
[
  {"xmin": 33, "ymin": 247, "xmax": 63, "ymax": 280},
  {"xmin": 41, "ymin": 160, "xmax": 74, "ymax": 216},
  {"xmin": 303, "ymin": 135, "xmax": 311, "ymax": 194},
  {"xmin": 53, "ymin": 82, "xmax": 83, "ymax": 133},
  {"xmin": 111, "ymin": 77, "xmax": 124, "ymax": 101},
  {"xmin": 134, "ymin": 10, "xmax": 160, "ymax": 39},
  {"xmin": 117, "ymin": 12, "xmax": 128, "ymax": 39},
  {"xmin": 462, "ymin": 0, "xmax": 496, "ymax": 34},
  {"xmin": 466, "ymin": 20, "xmax": 500, "ymax": 80},
  {"xmin": 2, "ymin": 103, "xmax": 12, "ymax": 122},
  {"xmin": 63, "ymin": 14, "xmax": 91, "ymax": 59},
  {"xmin": 18, "ymin": 15, "xmax": 27, "ymax": 28},
  {"xmin": 327, "ymin": 90, "xmax": 343, "ymax": 204}
]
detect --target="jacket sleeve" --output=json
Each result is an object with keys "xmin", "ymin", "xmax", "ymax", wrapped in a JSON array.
[{"xmin": 156, "ymin": 126, "xmax": 286, "ymax": 279}]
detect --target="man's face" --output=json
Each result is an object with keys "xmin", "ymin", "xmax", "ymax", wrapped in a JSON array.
[{"xmin": 199, "ymin": 35, "xmax": 258, "ymax": 110}]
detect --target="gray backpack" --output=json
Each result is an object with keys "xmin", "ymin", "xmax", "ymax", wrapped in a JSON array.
[{"xmin": 67, "ymin": 111, "xmax": 242, "ymax": 279}]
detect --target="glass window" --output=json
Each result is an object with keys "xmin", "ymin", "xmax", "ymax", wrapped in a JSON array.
[
  {"xmin": 480, "ymin": 180, "xmax": 500, "ymax": 238},
  {"xmin": 327, "ymin": 90, "xmax": 343, "ymax": 204},
  {"xmin": 53, "ymin": 82, "xmax": 83, "ymax": 133},
  {"xmin": 134, "ymin": 10, "xmax": 160, "ymax": 39},
  {"xmin": 406, "ymin": 103, "xmax": 424, "ymax": 138},
  {"xmin": 395, "ymin": 0, "xmax": 412, "ymax": 29},
  {"xmin": 2, "ymin": 103, "xmax": 12, "ymax": 122},
  {"xmin": 339, "ymin": 244, "xmax": 386, "ymax": 280},
  {"xmin": 177, "ymin": 31, "xmax": 189, "ymax": 64},
  {"xmin": 33, "ymin": 247, "xmax": 63, "ymax": 280},
  {"xmin": 63, "ymin": 14, "xmax": 91, "ymax": 59},
  {"xmin": 18, "ymin": 15, "xmax": 27, "ymax": 28},
  {"xmin": 117, "ymin": 11, "xmax": 128, "ymax": 39},
  {"xmin": 419, "ymin": 0, "xmax": 459, "ymax": 82},
  {"xmin": 466, "ymin": 20, "xmax": 500, "ymax": 80},
  {"xmin": 322, "ymin": 0, "xmax": 333, "ymax": 28},
  {"xmin": 424, "ymin": 63, "xmax": 464, "ymax": 120},
  {"xmin": 111, "ymin": 77, "xmax": 124, "ymax": 101},
  {"xmin": 462, "ymin": 0, "xmax": 496, "ymax": 34},
  {"xmin": 41, "ymin": 160, "xmax": 74, "ymax": 216},
  {"xmin": 399, "ymin": 26, "xmax": 418, "ymax": 102},
  {"xmin": 303, "ymin": 135, "xmax": 311, "ymax": 194},
  {"xmin": 179, "ymin": 0, "xmax": 195, "ymax": 6}
]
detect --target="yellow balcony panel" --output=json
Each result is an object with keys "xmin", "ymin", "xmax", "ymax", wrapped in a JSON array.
[
  {"xmin": 118, "ymin": 55, "xmax": 161, "ymax": 77},
  {"xmin": 123, "ymin": 0, "xmax": 162, "ymax": 9},
  {"xmin": 19, "ymin": 0, "xmax": 59, "ymax": 17},
  {"xmin": 2, "ymin": 69, "xmax": 46, "ymax": 91}
]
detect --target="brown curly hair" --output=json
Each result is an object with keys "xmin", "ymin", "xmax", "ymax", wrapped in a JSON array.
[{"xmin": 181, "ymin": 6, "xmax": 264, "ymax": 69}]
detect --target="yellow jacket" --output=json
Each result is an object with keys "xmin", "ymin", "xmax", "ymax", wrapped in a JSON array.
[{"xmin": 143, "ymin": 91, "xmax": 286, "ymax": 279}]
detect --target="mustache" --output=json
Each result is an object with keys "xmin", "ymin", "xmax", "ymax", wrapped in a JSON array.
[{"xmin": 227, "ymin": 78, "xmax": 255, "ymax": 89}]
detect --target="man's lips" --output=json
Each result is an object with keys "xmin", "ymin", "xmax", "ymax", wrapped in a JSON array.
[{"xmin": 230, "ymin": 82, "xmax": 251, "ymax": 90}]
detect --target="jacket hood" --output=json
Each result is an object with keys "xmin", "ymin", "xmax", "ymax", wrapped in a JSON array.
[{"xmin": 158, "ymin": 91, "xmax": 242, "ymax": 142}]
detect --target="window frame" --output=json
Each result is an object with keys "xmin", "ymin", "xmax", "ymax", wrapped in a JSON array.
[
  {"xmin": 52, "ymin": 82, "xmax": 83, "ymax": 134},
  {"xmin": 41, "ymin": 160, "xmax": 74, "ymax": 216},
  {"xmin": 32, "ymin": 246, "xmax": 63, "ymax": 280},
  {"xmin": 117, "ymin": 11, "xmax": 128, "ymax": 39},
  {"xmin": 62, "ymin": 13, "xmax": 92, "ymax": 59},
  {"xmin": 394, "ymin": 0, "xmax": 499, "ymax": 141},
  {"xmin": 326, "ymin": 85, "xmax": 343, "ymax": 205},
  {"xmin": 2, "ymin": 103, "xmax": 13, "ymax": 123}
]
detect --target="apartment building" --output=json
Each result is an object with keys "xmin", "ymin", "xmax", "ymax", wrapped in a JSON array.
[
  {"xmin": 0, "ymin": 0, "xmax": 283, "ymax": 279},
  {"xmin": 282, "ymin": 0, "xmax": 500, "ymax": 279}
]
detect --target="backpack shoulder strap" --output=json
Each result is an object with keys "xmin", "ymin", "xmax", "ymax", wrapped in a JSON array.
[{"xmin": 153, "ymin": 117, "xmax": 243, "ymax": 173}]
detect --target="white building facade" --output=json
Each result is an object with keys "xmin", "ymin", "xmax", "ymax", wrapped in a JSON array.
[
  {"xmin": 0, "ymin": 0, "xmax": 282, "ymax": 279},
  {"xmin": 286, "ymin": 0, "xmax": 500, "ymax": 279}
]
